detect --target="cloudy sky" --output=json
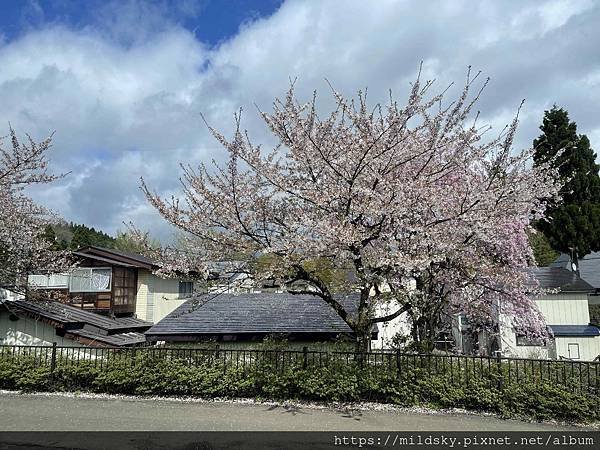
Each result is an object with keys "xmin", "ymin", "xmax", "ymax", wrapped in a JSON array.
[{"xmin": 1, "ymin": 0, "xmax": 599, "ymax": 240}]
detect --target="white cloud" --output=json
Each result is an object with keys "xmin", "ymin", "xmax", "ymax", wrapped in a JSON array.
[{"xmin": 1, "ymin": 0, "xmax": 599, "ymax": 240}]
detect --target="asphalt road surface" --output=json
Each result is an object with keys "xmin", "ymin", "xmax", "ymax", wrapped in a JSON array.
[{"xmin": 0, "ymin": 392, "xmax": 582, "ymax": 432}]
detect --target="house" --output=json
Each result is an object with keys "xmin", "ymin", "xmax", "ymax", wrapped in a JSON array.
[
  {"xmin": 551, "ymin": 252, "xmax": 600, "ymax": 325},
  {"xmin": 145, "ymin": 292, "xmax": 378, "ymax": 346},
  {"xmin": 0, "ymin": 299, "xmax": 151, "ymax": 347},
  {"xmin": 27, "ymin": 246, "xmax": 200, "ymax": 323},
  {"xmin": 455, "ymin": 267, "xmax": 600, "ymax": 361},
  {"xmin": 195, "ymin": 268, "xmax": 409, "ymax": 350},
  {"xmin": 204, "ymin": 261, "xmax": 288, "ymax": 294}
]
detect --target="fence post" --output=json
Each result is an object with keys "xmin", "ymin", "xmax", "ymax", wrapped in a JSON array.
[
  {"xmin": 496, "ymin": 351, "xmax": 503, "ymax": 390},
  {"xmin": 49, "ymin": 342, "xmax": 57, "ymax": 379},
  {"xmin": 302, "ymin": 346, "xmax": 308, "ymax": 369},
  {"xmin": 396, "ymin": 349, "xmax": 401, "ymax": 381},
  {"xmin": 215, "ymin": 344, "xmax": 220, "ymax": 360}
]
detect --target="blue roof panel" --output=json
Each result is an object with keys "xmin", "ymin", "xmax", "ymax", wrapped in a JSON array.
[{"xmin": 548, "ymin": 325, "xmax": 600, "ymax": 337}]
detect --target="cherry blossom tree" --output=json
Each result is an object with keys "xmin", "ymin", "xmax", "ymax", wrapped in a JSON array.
[
  {"xmin": 141, "ymin": 69, "xmax": 561, "ymax": 351},
  {"xmin": 0, "ymin": 127, "xmax": 66, "ymax": 297}
]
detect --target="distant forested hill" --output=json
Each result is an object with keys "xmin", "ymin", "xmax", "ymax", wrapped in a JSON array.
[
  {"xmin": 43, "ymin": 222, "xmax": 116, "ymax": 250},
  {"xmin": 42, "ymin": 223, "xmax": 152, "ymax": 254}
]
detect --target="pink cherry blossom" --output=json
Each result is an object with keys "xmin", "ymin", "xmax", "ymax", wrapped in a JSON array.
[
  {"xmin": 0, "ymin": 127, "xmax": 69, "ymax": 297},
  {"xmin": 140, "ymin": 69, "xmax": 561, "ymax": 350}
]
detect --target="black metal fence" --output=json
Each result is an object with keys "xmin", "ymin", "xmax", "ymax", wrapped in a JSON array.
[{"xmin": 2, "ymin": 343, "xmax": 600, "ymax": 395}]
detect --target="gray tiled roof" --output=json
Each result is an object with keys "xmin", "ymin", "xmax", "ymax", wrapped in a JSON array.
[
  {"xmin": 4, "ymin": 300, "xmax": 151, "ymax": 332},
  {"xmin": 552, "ymin": 252, "xmax": 600, "ymax": 289},
  {"xmin": 146, "ymin": 293, "xmax": 363, "ymax": 337},
  {"xmin": 525, "ymin": 267, "xmax": 594, "ymax": 292}
]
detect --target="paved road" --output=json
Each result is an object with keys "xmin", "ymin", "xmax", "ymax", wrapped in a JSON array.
[{"xmin": 0, "ymin": 392, "xmax": 582, "ymax": 432}]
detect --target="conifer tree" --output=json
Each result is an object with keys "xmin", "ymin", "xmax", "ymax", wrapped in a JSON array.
[{"xmin": 533, "ymin": 106, "xmax": 600, "ymax": 258}]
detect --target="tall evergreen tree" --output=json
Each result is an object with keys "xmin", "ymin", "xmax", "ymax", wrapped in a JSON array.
[
  {"xmin": 528, "ymin": 230, "xmax": 559, "ymax": 267},
  {"xmin": 533, "ymin": 106, "xmax": 600, "ymax": 258}
]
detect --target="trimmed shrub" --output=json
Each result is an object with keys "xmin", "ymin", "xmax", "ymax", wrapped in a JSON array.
[{"xmin": 0, "ymin": 352, "xmax": 598, "ymax": 423}]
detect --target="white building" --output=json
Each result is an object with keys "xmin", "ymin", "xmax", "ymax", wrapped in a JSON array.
[
  {"xmin": 552, "ymin": 251, "xmax": 600, "ymax": 325},
  {"xmin": 456, "ymin": 267, "xmax": 600, "ymax": 361}
]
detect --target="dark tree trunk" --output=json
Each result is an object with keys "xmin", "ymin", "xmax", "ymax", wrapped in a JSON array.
[
  {"xmin": 354, "ymin": 287, "xmax": 372, "ymax": 354},
  {"xmin": 355, "ymin": 327, "xmax": 371, "ymax": 353}
]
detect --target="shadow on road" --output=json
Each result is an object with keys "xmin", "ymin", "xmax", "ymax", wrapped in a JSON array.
[
  {"xmin": 265, "ymin": 404, "xmax": 308, "ymax": 416},
  {"xmin": 264, "ymin": 404, "xmax": 364, "ymax": 421},
  {"xmin": 337, "ymin": 407, "xmax": 363, "ymax": 421}
]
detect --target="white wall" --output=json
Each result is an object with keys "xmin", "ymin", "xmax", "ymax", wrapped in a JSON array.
[
  {"xmin": 499, "ymin": 323, "xmax": 550, "ymax": 359},
  {"xmin": 0, "ymin": 289, "xmax": 24, "ymax": 302},
  {"xmin": 370, "ymin": 300, "xmax": 410, "ymax": 350},
  {"xmin": 535, "ymin": 293, "xmax": 591, "ymax": 325},
  {"xmin": 0, "ymin": 309, "xmax": 80, "ymax": 347},
  {"xmin": 554, "ymin": 337, "xmax": 600, "ymax": 361},
  {"xmin": 135, "ymin": 269, "xmax": 193, "ymax": 323},
  {"xmin": 497, "ymin": 292, "xmax": 600, "ymax": 361}
]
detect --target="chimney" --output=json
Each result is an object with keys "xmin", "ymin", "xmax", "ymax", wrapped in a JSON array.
[{"xmin": 569, "ymin": 248, "xmax": 580, "ymax": 276}]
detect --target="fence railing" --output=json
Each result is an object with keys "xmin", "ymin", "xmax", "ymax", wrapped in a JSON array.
[{"xmin": 2, "ymin": 343, "xmax": 600, "ymax": 395}]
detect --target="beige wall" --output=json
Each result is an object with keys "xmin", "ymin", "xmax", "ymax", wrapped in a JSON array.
[
  {"xmin": 135, "ymin": 269, "xmax": 191, "ymax": 323},
  {"xmin": 499, "ymin": 292, "xmax": 600, "ymax": 361},
  {"xmin": 554, "ymin": 336, "xmax": 600, "ymax": 361},
  {"xmin": 535, "ymin": 293, "xmax": 590, "ymax": 325}
]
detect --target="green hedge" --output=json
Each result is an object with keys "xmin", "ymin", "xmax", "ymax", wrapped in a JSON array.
[{"xmin": 0, "ymin": 354, "xmax": 598, "ymax": 423}]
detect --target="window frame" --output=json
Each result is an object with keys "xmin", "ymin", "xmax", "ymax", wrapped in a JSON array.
[
  {"xmin": 515, "ymin": 333, "xmax": 546, "ymax": 347},
  {"xmin": 69, "ymin": 267, "xmax": 113, "ymax": 293},
  {"xmin": 567, "ymin": 343, "xmax": 580, "ymax": 360},
  {"xmin": 112, "ymin": 267, "xmax": 136, "ymax": 306},
  {"xmin": 178, "ymin": 281, "xmax": 193, "ymax": 299},
  {"xmin": 28, "ymin": 273, "xmax": 70, "ymax": 289}
]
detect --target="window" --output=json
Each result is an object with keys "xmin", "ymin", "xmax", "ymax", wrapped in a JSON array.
[
  {"xmin": 515, "ymin": 333, "xmax": 546, "ymax": 347},
  {"xmin": 112, "ymin": 268, "xmax": 136, "ymax": 306},
  {"xmin": 28, "ymin": 273, "xmax": 70, "ymax": 289},
  {"xmin": 179, "ymin": 281, "xmax": 193, "ymax": 298},
  {"xmin": 69, "ymin": 268, "xmax": 112, "ymax": 293},
  {"xmin": 457, "ymin": 314, "xmax": 470, "ymax": 330},
  {"xmin": 568, "ymin": 343, "xmax": 580, "ymax": 360}
]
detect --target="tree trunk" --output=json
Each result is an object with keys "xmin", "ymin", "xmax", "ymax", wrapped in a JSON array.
[
  {"xmin": 410, "ymin": 316, "xmax": 437, "ymax": 353},
  {"xmin": 354, "ymin": 325, "xmax": 371, "ymax": 354}
]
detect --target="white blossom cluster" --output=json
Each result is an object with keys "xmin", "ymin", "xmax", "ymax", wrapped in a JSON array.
[
  {"xmin": 141, "ymin": 70, "xmax": 561, "ymax": 347},
  {"xmin": 0, "ymin": 127, "xmax": 69, "ymax": 296}
]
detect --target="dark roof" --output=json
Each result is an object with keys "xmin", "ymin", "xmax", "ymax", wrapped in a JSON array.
[
  {"xmin": 67, "ymin": 329, "xmax": 147, "ymax": 346},
  {"xmin": 548, "ymin": 325, "xmax": 600, "ymax": 337},
  {"xmin": 552, "ymin": 252, "xmax": 600, "ymax": 289},
  {"xmin": 1, "ymin": 300, "xmax": 151, "ymax": 347},
  {"xmin": 146, "ymin": 293, "xmax": 369, "ymax": 338},
  {"xmin": 71, "ymin": 251, "xmax": 139, "ymax": 268},
  {"xmin": 550, "ymin": 253, "xmax": 572, "ymax": 268},
  {"xmin": 4, "ymin": 300, "xmax": 151, "ymax": 332},
  {"xmin": 75, "ymin": 246, "xmax": 155, "ymax": 269},
  {"xmin": 526, "ymin": 267, "xmax": 594, "ymax": 293}
]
